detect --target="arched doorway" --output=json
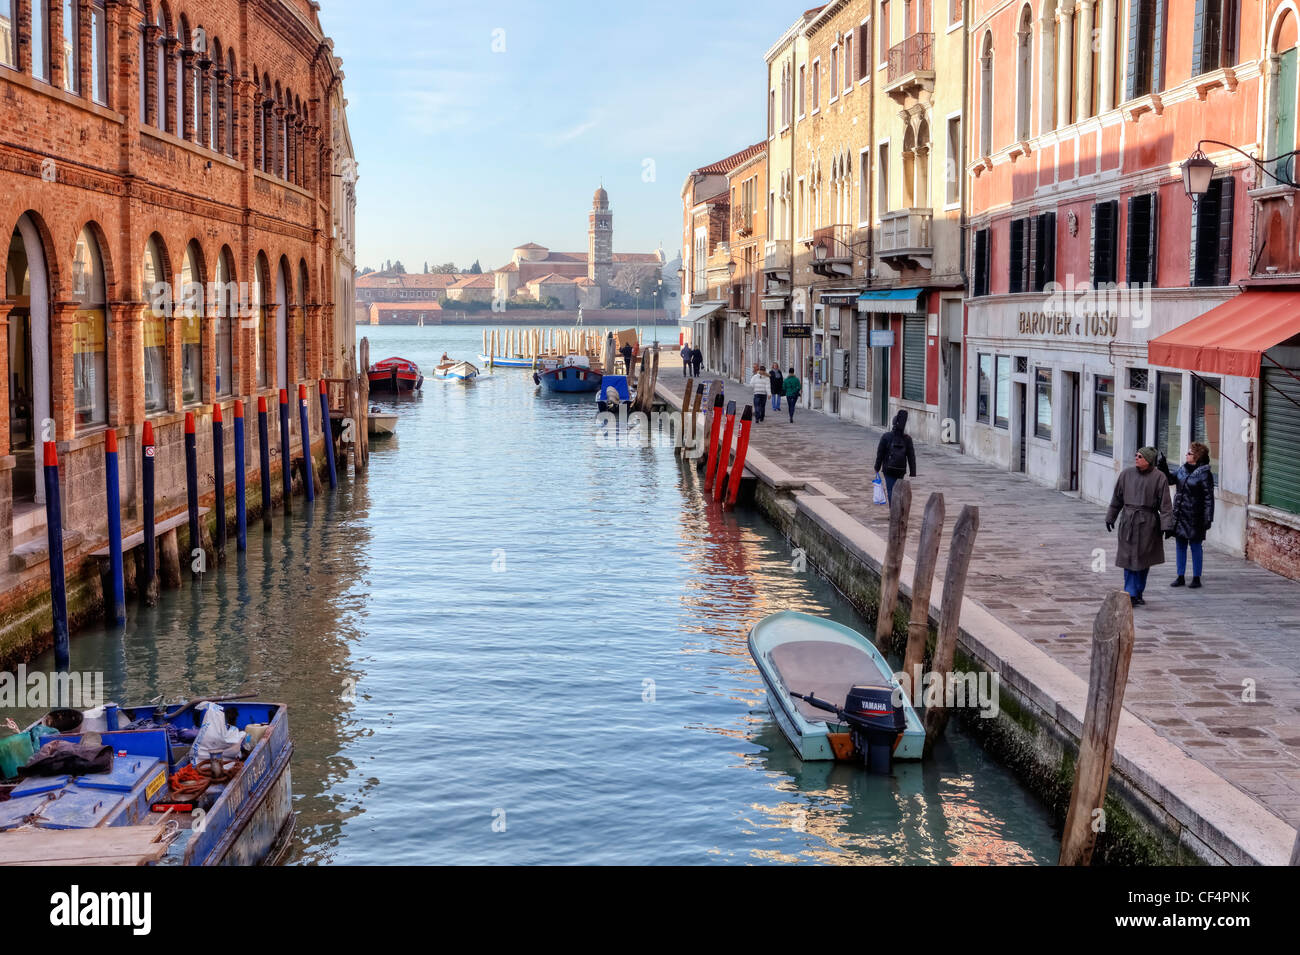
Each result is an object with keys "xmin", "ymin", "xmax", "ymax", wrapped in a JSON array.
[
  {"xmin": 7, "ymin": 214, "xmax": 52, "ymax": 505},
  {"xmin": 275, "ymin": 259, "xmax": 289, "ymax": 389}
]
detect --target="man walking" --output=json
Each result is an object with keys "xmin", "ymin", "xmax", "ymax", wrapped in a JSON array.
[
  {"xmin": 783, "ymin": 367, "xmax": 801, "ymax": 422},
  {"xmin": 748, "ymin": 364, "xmax": 770, "ymax": 422},
  {"xmin": 620, "ymin": 341, "xmax": 634, "ymax": 375},
  {"xmin": 680, "ymin": 341, "xmax": 692, "ymax": 377},
  {"xmin": 1105, "ymin": 446, "xmax": 1174, "ymax": 607},
  {"xmin": 691, "ymin": 346, "xmax": 703, "ymax": 378},
  {"xmin": 873, "ymin": 410, "xmax": 917, "ymax": 502},
  {"xmin": 769, "ymin": 366, "xmax": 783, "ymax": 412}
]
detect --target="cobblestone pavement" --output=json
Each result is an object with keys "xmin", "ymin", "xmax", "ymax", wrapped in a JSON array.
[{"xmin": 660, "ymin": 368, "xmax": 1300, "ymax": 830}]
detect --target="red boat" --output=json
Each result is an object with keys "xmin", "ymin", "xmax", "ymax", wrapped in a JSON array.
[{"xmin": 369, "ymin": 356, "xmax": 423, "ymax": 393}]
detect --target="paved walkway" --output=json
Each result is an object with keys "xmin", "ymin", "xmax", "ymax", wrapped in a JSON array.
[{"xmin": 660, "ymin": 364, "xmax": 1300, "ymax": 836}]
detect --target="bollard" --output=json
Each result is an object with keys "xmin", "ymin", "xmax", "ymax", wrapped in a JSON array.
[
  {"xmin": 212, "ymin": 405, "xmax": 226, "ymax": 564},
  {"xmin": 184, "ymin": 412, "xmax": 201, "ymax": 578},
  {"xmin": 279, "ymin": 389, "xmax": 292, "ymax": 515},
  {"xmin": 43, "ymin": 442, "xmax": 70, "ymax": 673},
  {"xmin": 319, "ymin": 380, "xmax": 337, "ymax": 489},
  {"xmin": 725, "ymin": 406, "xmax": 754, "ymax": 510},
  {"xmin": 234, "ymin": 400, "xmax": 247, "ymax": 552},
  {"xmin": 103, "ymin": 430, "xmax": 126, "ymax": 627},
  {"xmin": 141, "ymin": 422, "xmax": 158, "ymax": 606},
  {"xmin": 703, "ymin": 393, "xmax": 726, "ymax": 490},
  {"xmin": 713, "ymin": 401, "xmax": 738, "ymax": 503},
  {"xmin": 298, "ymin": 384, "xmax": 316, "ymax": 503},
  {"xmin": 258, "ymin": 396, "xmax": 273, "ymax": 530}
]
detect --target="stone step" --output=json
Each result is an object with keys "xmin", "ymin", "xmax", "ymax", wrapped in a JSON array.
[{"xmin": 9, "ymin": 530, "xmax": 85, "ymax": 572}]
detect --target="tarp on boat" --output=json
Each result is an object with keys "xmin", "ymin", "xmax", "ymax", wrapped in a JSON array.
[{"xmin": 599, "ymin": 376, "xmax": 631, "ymax": 400}]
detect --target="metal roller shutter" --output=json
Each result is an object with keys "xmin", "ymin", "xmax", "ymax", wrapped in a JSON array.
[
  {"xmin": 903, "ymin": 314, "xmax": 925, "ymax": 403},
  {"xmin": 1261, "ymin": 367, "xmax": 1300, "ymax": 515},
  {"xmin": 855, "ymin": 316, "xmax": 869, "ymax": 389}
]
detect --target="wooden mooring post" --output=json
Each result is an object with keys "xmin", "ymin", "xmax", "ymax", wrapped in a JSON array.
[
  {"xmin": 1059, "ymin": 590, "xmax": 1135, "ymax": 866},
  {"xmin": 874, "ymin": 480, "xmax": 912, "ymax": 652},
  {"xmin": 922, "ymin": 505, "xmax": 979, "ymax": 755},
  {"xmin": 901, "ymin": 492, "xmax": 945, "ymax": 699}
]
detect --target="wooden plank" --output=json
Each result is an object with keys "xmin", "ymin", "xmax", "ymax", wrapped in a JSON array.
[
  {"xmin": 91, "ymin": 509, "xmax": 210, "ymax": 558},
  {"xmin": 0, "ymin": 827, "xmax": 171, "ymax": 866},
  {"xmin": 874, "ymin": 480, "xmax": 912, "ymax": 652},
  {"xmin": 1060, "ymin": 590, "xmax": 1136, "ymax": 866}
]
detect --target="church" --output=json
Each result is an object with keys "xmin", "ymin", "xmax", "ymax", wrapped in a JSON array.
[{"xmin": 493, "ymin": 187, "xmax": 664, "ymax": 310}]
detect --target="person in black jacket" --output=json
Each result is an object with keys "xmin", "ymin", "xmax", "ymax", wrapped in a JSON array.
[
  {"xmin": 874, "ymin": 410, "xmax": 917, "ymax": 502},
  {"xmin": 1168, "ymin": 441, "xmax": 1215, "ymax": 589},
  {"xmin": 768, "ymin": 366, "xmax": 784, "ymax": 412},
  {"xmin": 690, "ymin": 346, "xmax": 703, "ymax": 377}
]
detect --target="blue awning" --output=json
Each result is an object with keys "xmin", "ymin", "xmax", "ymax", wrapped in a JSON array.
[{"xmin": 857, "ymin": 288, "xmax": 925, "ymax": 314}]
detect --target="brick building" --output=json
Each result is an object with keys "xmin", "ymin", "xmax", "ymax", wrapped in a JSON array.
[
  {"xmin": 725, "ymin": 147, "xmax": 768, "ymax": 374},
  {"xmin": 0, "ymin": 0, "xmax": 355, "ymax": 651}
]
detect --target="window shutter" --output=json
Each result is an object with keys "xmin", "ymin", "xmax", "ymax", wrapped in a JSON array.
[
  {"xmin": 1090, "ymin": 203, "xmax": 1098, "ymax": 280},
  {"xmin": 1008, "ymin": 219, "xmax": 1025, "ymax": 294},
  {"xmin": 1036, "ymin": 212, "xmax": 1056, "ymax": 291},
  {"xmin": 1125, "ymin": 195, "xmax": 1142, "ymax": 285},
  {"xmin": 974, "ymin": 228, "xmax": 989, "ymax": 297},
  {"xmin": 1192, "ymin": 0, "xmax": 1208, "ymax": 76},
  {"xmin": 1152, "ymin": 0, "xmax": 1167, "ymax": 93},
  {"xmin": 1026, "ymin": 215, "xmax": 1040, "ymax": 294},
  {"xmin": 903, "ymin": 315, "xmax": 926, "ymax": 403},
  {"xmin": 1093, "ymin": 201, "xmax": 1118, "ymax": 285},
  {"xmin": 1215, "ymin": 176, "xmax": 1235, "ymax": 285},
  {"xmin": 1126, "ymin": 0, "xmax": 1142, "ymax": 100},
  {"xmin": 1147, "ymin": 191, "xmax": 1159, "ymax": 287}
]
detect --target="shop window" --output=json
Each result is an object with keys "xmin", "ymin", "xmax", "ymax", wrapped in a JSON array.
[
  {"xmin": 1191, "ymin": 177, "xmax": 1234, "ymax": 286},
  {"xmin": 1126, "ymin": 193, "xmax": 1159, "ymax": 287},
  {"xmin": 1095, "ymin": 374, "xmax": 1115, "ymax": 456},
  {"xmin": 1156, "ymin": 371, "xmax": 1183, "ymax": 464},
  {"xmin": 1261, "ymin": 364, "xmax": 1300, "ymax": 514},
  {"xmin": 903, "ymin": 315, "xmax": 925, "ymax": 402},
  {"xmin": 972, "ymin": 227, "xmax": 990, "ymax": 297},
  {"xmin": 1192, "ymin": 0, "xmax": 1239, "ymax": 76},
  {"xmin": 141, "ymin": 236, "xmax": 168, "ymax": 413},
  {"xmin": 1034, "ymin": 367, "xmax": 1052, "ymax": 439},
  {"xmin": 72, "ymin": 227, "xmax": 107, "ymax": 429},
  {"xmin": 180, "ymin": 242, "xmax": 204, "ymax": 406},
  {"xmin": 1091, "ymin": 200, "xmax": 1119, "ymax": 286},
  {"xmin": 1192, "ymin": 375, "xmax": 1222, "ymax": 468},
  {"xmin": 1125, "ymin": 0, "xmax": 1167, "ymax": 100},
  {"xmin": 995, "ymin": 355, "xmax": 1011, "ymax": 429},
  {"xmin": 977, "ymin": 353, "xmax": 992, "ymax": 423}
]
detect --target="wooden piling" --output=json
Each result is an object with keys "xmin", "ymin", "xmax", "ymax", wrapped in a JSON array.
[
  {"xmin": 141, "ymin": 422, "xmax": 158, "ymax": 606},
  {"xmin": 42, "ymin": 442, "xmax": 70, "ymax": 672},
  {"xmin": 901, "ymin": 493, "xmax": 945, "ymax": 699},
  {"xmin": 159, "ymin": 528, "xmax": 182, "ymax": 589},
  {"xmin": 874, "ymin": 480, "xmax": 912, "ymax": 652},
  {"xmin": 922, "ymin": 505, "xmax": 980, "ymax": 754},
  {"xmin": 1059, "ymin": 591, "xmax": 1135, "ymax": 866},
  {"xmin": 358, "ymin": 337, "xmax": 371, "ymax": 470}
]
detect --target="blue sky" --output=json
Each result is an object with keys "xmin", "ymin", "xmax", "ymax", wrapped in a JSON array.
[{"xmin": 318, "ymin": 0, "xmax": 802, "ymax": 273}]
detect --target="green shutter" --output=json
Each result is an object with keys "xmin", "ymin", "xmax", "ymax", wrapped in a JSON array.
[
  {"xmin": 903, "ymin": 315, "xmax": 926, "ymax": 403},
  {"xmin": 1276, "ymin": 48, "xmax": 1297, "ymax": 184},
  {"xmin": 1260, "ymin": 366, "xmax": 1300, "ymax": 515}
]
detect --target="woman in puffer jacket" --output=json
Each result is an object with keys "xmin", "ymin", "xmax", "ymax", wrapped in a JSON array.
[{"xmin": 1169, "ymin": 441, "xmax": 1215, "ymax": 589}]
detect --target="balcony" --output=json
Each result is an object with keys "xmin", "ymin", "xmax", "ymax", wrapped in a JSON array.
[
  {"xmin": 878, "ymin": 209, "xmax": 933, "ymax": 269},
  {"xmin": 884, "ymin": 33, "xmax": 934, "ymax": 104},
  {"xmin": 763, "ymin": 239, "xmax": 792, "ymax": 283},
  {"xmin": 809, "ymin": 225, "xmax": 854, "ymax": 278},
  {"xmin": 732, "ymin": 205, "xmax": 754, "ymax": 237}
]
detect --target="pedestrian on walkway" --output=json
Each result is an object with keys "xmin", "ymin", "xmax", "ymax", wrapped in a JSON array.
[
  {"xmin": 680, "ymin": 341, "xmax": 692, "ymax": 377},
  {"xmin": 769, "ymin": 366, "xmax": 784, "ymax": 412},
  {"xmin": 1105, "ymin": 446, "xmax": 1174, "ymax": 607},
  {"xmin": 873, "ymin": 410, "xmax": 917, "ymax": 503},
  {"xmin": 783, "ymin": 368, "xmax": 801, "ymax": 422},
  {"xmin": 620, "ymin": 341, "xmax": 634, "ymax": 375},
  {"xmin": 691, "ymin": 346, "xmax": 703, "ymax": 378},
  {"xmin": 749, "ymin": 364, "xmax": 770, "ymax": 422},
  {"xmin": 1169, "ymin": 442, "xmax": 1215, "ymax": 590}
]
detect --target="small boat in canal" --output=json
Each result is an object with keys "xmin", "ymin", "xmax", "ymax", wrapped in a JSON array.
[
  {"xmin": 596, "ymin": 375, "xmax": 632, "ymax": 413},
  {"xmin": 534, "ymin": 355, "xmax": 604, "ymax": 394},
  {"xmin": 368, "ymin": 407, "xmax": 398, "ymax": 436},
  {"xmin": 748, "ymin": 610, "xmax": 924, "ymax": 770},
  {"xmin": 476, "ymin": 353, "xmax": 534, "ymax": 368},
  {"xmin": 368, "ymin": 356, "xmax": 423, "ymax": 393},
  {"xmin": 0, "ymin": 697, "xmax": 294, "ymax": 866},
  {"xmin": 433, "ymin": 355, "xmax": 480, "ymax": 383}
]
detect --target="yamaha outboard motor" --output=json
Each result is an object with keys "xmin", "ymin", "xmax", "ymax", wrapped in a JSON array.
[{"xmin": 844, "ymin": 684, "xmax": 906, "ymax": 773}]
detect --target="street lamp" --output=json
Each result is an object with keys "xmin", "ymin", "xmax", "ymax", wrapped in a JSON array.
[
  {"xmin": 1180, "ymin": 148, "xmax": 1216, "ymax": 205},
  {"xmin": 1181, "ymin": 138, "xmax": 1300, "ymax": 206}
]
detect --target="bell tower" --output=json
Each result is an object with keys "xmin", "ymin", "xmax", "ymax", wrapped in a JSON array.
[{"xmin": 588, "ymin": 185, "xmax": 613, "ymax": 287}]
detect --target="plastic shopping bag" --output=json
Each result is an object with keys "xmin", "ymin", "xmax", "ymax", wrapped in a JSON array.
[
  {"xmin": 192, "ymin": 702, "xmax": 245, "ymax": 763},
  {"xmin": 872, "ymin": 476, "xmax": 888, "ymax": 505}
]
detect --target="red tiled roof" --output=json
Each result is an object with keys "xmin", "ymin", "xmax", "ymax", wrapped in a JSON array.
[
  {"xmin": 547, "ymin": 252, "xmax": 590, "ymax": 263},
  {"xmin": 357, "ymin": 272, "xmax": 460, "ymax": 289},
  {"xmin": 526, "ymin": 272, "xmax": 577, "ymax": 285},
  {"xmin": 495, "ymin": 263, "xmax": 519, "ymax": 273},
  {"xmin": 451, "ymin": 274, "xmax": 496, "ymax": 288},
  {"xmin": 573, "ymin": 277, "xmax": 598, "ymax": 287},
  {"xmin": 515, "ymin": 242, "xmax": 548, "ymax": 250},
  {"xmin": 368, "ymin": 301, "xmax": 442, "ymax": 315},
  {"xmin": 695, "ymin": 142, "xmax": 766, "ymax": 177}
]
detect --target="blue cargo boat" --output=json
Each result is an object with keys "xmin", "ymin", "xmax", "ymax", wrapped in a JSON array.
[
  {"xmin": 534, "ymin": 356, "xmax": 603, "ymax": 394},
  {"xmin": 0, "ymin": 699, "xmax": 293, "ymax": 865}
]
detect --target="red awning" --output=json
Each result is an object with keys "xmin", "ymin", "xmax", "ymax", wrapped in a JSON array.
[{"xmin": 1148, "ymin": 290, "xmax": 1300, "ymax": 378}]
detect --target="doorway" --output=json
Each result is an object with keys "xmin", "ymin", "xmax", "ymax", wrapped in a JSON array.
[
  {"xmin": 1015, "ymin": 382, "xmax": 1027, "ymax": 472},
  {"xmin": 945, "ymin": 342, "xmax": 962, "ymax": 444},
  {"xmin": 276, "ymin": 262, "xmax": 289, "ymax": 390},
  {"xmin": 7, "ymin": 216, "xmax": 52, "ymax": 507},
  {"xmin": 1062, "ymin": 371, "xmax": 1080, "ymax": 492},
  {"xmin": 873, "ymin": 320, "xmax": 890, "ymax": 428}
]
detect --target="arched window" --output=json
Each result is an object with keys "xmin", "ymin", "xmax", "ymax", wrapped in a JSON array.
[
  {"xmin": 61, "ymin": 0, "xmax": 78, "ymax": 94},
  {"xmin": 979, "ymin": 32, "xmax": 993, "ymax": 157},
  {"xmin": 914, "ymin": 120, "xmax": 930, "ymax": 206},
  {"xmin": 32, "ymin": 0, "xmax": 50, "ymax": 81},
  {"xmin": 275, "ymin": 260, "xmax": 289, "ymax": 389},
  {"xmin": 0, "ymin": 0, "xmax": 15, "ymax": 68},
  {"xmin": 208, "ymin": 38, "xmax": 220, "ymax": 149},
  {"xmin": 174, "ymin": 18, "xmax": 185, "ymax": 134},
  {"xmin": 297, "ymin": 263, "xmax": 308, "ymax": 379},
  {"xmin": 1040, "ymin": 0, "xmax": 1057, "ymax": 131},
  {"xmin": 215, "ymin": 248, "xmax": 234, "ymax": 397},
  {"xmin": 254, "ymin": 254, "xmax": 268, "ymax": 387},
  {"xmin": 1269, "ymin": 11, "xmax": 1298, "ymax": 183},
  {"xmin": 72, "ymin": 227, "xmax": 107, "ymax": 428},
  {"xmin": 180, "ymin": 241, "xmax": 203, "ymax": 405},
  {"xmin": 902, "ymin": 127, "xmax": 916, "ymax": 207},
  {"xmin": 141, "ymin": 236, "xmax": 168, "ymax": 413},
  {"xmin": 1016, "ymin": 5, "xmax": 1032, "ymax": 141}
]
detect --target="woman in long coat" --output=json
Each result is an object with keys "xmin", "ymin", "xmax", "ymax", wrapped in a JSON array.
[
  {"xmin": 1168, "ymin": 441, "xmax": 1215, "ymax": 589},
  {"xmin": 1105, "ymin": 446, "xmax": 1174, "ymax": 607}
]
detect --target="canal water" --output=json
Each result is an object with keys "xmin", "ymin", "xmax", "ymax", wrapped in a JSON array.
[{"xmin": 20, "ymin": 324, "xmax": 1058, "ymax": 864}]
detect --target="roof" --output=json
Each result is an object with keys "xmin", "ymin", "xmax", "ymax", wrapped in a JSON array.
[
  {"xmin": 694, "ymin": 142, "xmax": 767, "ymax": 177},
  {"xmin": 357, "ymin": 272, "xmax": 460, "ymax": 289},
  {"xmin": 368, "ymin": 301, "xmax": 442, "ymax": 314},
  {"xmin": 613, "ymin": 252, "xmax": 662, "ymax": 264},
  {"xmin": 573, "ymin": 277, "xmax": 598, "ymax": 287},
  {"xmin": 526, "ymin": 272, "xmax": 576, "ymax": 285},
  {"xmin": 495, "ymin": 262, "xmax": 519, "ymax": 273},
  {"xmin": 515, "ymin": 242, "xmax": 548, "ymax": 250},
  {"xmin": 451, "ymin": 274, "xmax": 495, "ymax": 288}
]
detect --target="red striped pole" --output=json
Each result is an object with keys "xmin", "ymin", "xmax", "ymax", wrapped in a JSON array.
[
  {"xmin": 703, "ymin": 392, "xmax": 726, "ymax": 491},
  {"xmin": 725, "ymin": 406, "xmax": 754, "ymax": 510},
  {"xmin": 713, "ymin": 401, "xmax": 737, "ymax": 502}
]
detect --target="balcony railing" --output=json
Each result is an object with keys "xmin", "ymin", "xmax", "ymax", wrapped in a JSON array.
[
  {"xmin": 732, "ymin": 205, "xmax": 754, "ymax": 237},
  {"xmin": 887, "ymin": 33, "xmax": 933, "ymax": 84},
  {"xmin": 810, "ymin": 225, "xmax": 855, "ymax": 277},
  {"xmin": 763, "ymin": 239, "xmax": 792, "ymax": 275},
  {"xmin": 878, "ymin": 209, "xmax": 933, "ymax": 266}
]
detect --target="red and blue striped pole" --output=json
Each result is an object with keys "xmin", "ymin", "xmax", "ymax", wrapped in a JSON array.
[
  {"xmin": 279, "ymin": 389, "xmax": 292, "ymax": 515},
  {"xmin": 298, "ymin": 384, "xmax": 315, "ymax": 503},
  {"xmin": 258, "ymin": 396, "xmax": 272, "ymax": 531},
  {"xmin": 141, "ymin": 422, "xmax": 157, "ymax": 606},
  {"xmin": 184, "ymin": 412, "xmax": 201, "ymax": 578},
  {"xmin": 43, "ymin": 441, "xmax": 70, "ymax": 672},
  {"xmin": 234, "ymin": 400, "xmax": 247, "ymax": 551},
  {"xmin": 318, "ymin": 380, "xmax": 337, "ymax": 490},
  {"xmin": 212, "ymin": 404, "xmax": 226, "ymax": 563},
  {"xmin": 104, "ymin": 430, "xmax": 125, "ymax": 626}
]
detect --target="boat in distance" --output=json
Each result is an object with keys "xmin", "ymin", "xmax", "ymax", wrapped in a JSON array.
[
  {"xmin": 433, "ymin": 356, "xmax": 481, "ymax": 383},
  {"xmin": 534, "ymin": 355, "xmax": 603, "ymax": 394},
  {"xmin": 476, "ymin": 353, "xmax": 534, "ymax": 368},
  {"xmin": 368, "ymin": 356, "xmax": 423, "ymax": 393},
  {"xmin": 748, "ymin": 610, "xmax": 924, "ymax": 768}
]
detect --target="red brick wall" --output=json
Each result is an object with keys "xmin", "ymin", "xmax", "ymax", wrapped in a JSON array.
[{"xmin": 1246, "ymin": 517, "xmax": 1300, "ymax": 584}]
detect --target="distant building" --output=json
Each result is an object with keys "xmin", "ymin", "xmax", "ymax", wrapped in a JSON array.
[
  {"xmin": 368, "ymin": 302, "xmax": 442, "ymax": 325},
  {"xmin": 356, "ymin": 272, "xmax": 461, "ymax": 305}
]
